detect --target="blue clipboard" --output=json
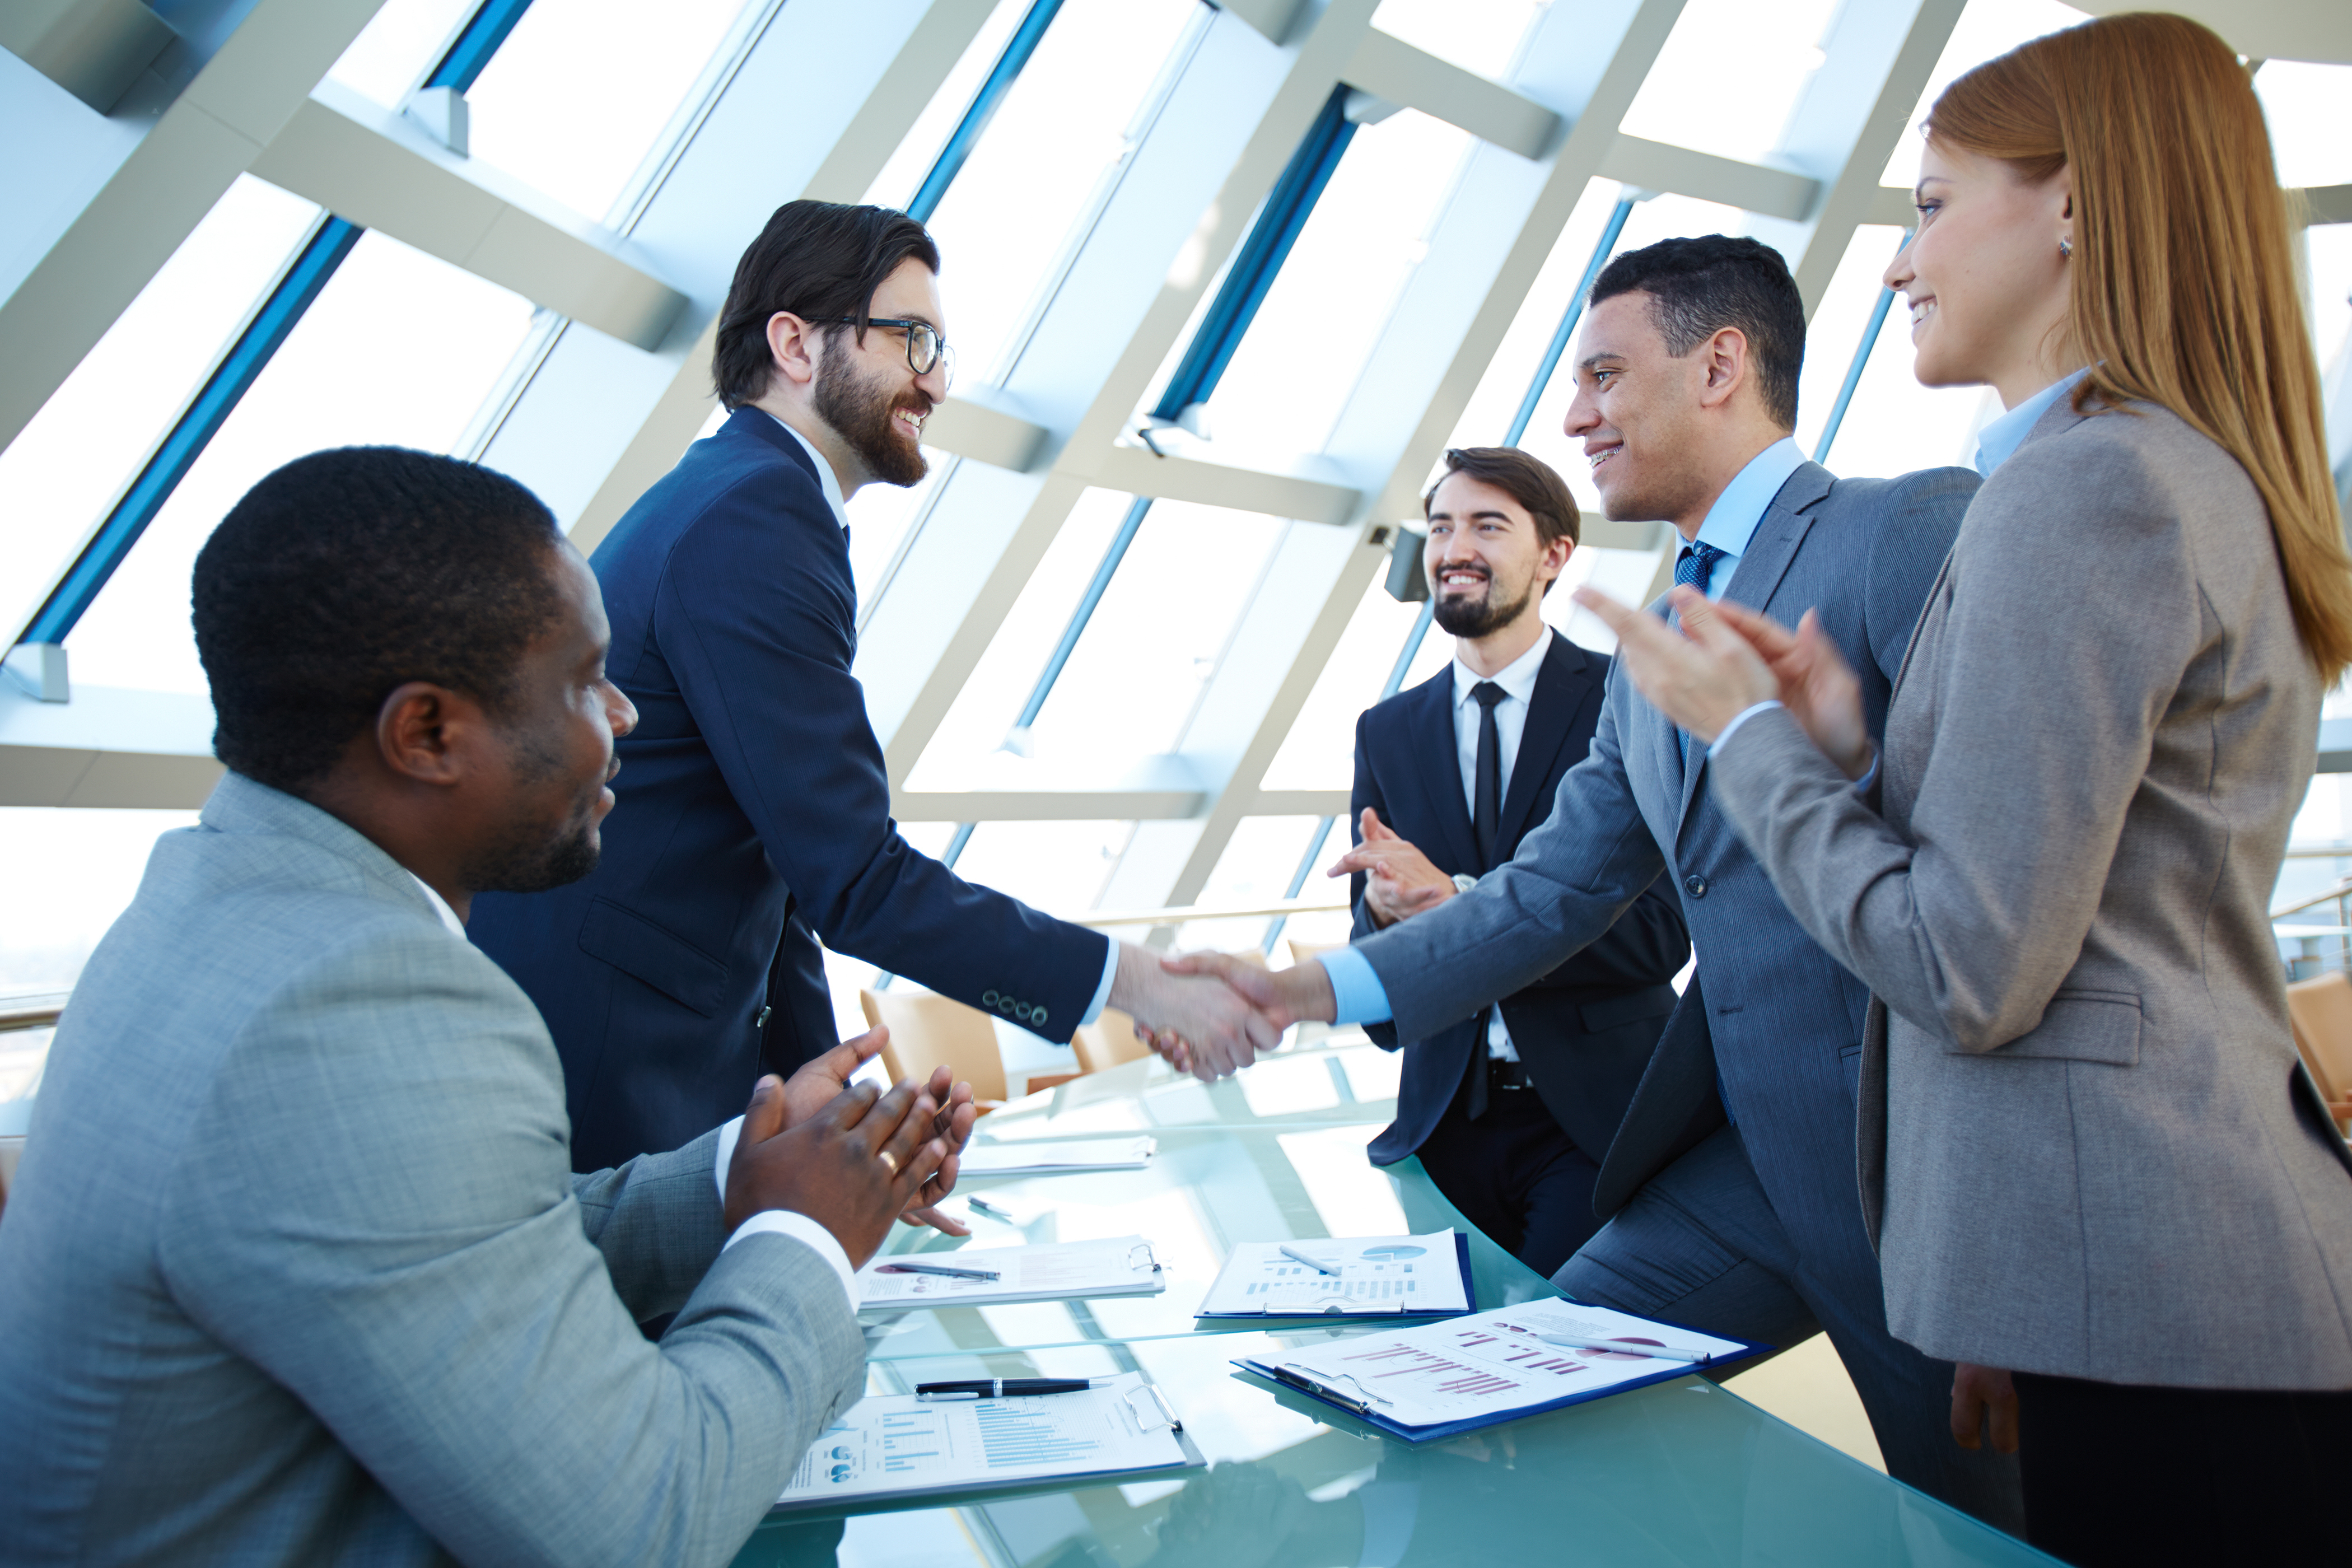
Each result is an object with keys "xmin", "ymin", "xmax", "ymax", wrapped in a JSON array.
[
  {"xmin": 1231, "ymin": 1309, "xmax": 1770, "ymax": 1444},
  {"xmin": 1194, "ymin": 1231, "xmax": 1477, "ymax": 1323}
]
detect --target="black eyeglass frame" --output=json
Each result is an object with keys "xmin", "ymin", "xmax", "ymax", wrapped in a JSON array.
[{"xmin": 811, "ymin": 316, "xmax": 955, "ymax": 385}]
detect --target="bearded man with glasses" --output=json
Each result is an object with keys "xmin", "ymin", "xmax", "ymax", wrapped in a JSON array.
[{"xmin": 471, "ymin": 201, "xmax": 1272, "ymax": 1183}]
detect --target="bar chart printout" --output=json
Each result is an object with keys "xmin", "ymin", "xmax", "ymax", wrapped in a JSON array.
[
  {"xmin": 1248, "ymin": 1298, "xmax": 1751, "ymax": 1430},
  {"xmin": 773, "ymin": 1373, "xmax": 1194, "ymax": 1510}
]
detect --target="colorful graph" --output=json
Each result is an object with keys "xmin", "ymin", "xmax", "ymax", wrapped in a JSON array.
[
  {"xmin": 973, "ymin": 1401, "xmax": 1104, "ymax": 1468},
  {"xmin": 1340, "ymin": 1341, "xmax": 1522, "ymax": 1398}
]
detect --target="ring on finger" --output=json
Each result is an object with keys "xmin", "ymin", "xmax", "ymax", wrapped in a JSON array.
[{"xmin": 878, "ymin": 1149, "xmax": 901, "ymax": 1177}]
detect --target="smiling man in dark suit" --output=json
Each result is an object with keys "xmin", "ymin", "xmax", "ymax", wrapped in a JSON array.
[
  {"xmin": 1334, "ymin": 447, "xmax": 1687, "ymax": 1275},
  {"xmin": 469, "ymin": 201, "xmax": 1270, "ymax": 1177}
]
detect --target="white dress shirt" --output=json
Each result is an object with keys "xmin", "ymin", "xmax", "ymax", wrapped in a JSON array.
[
  {"xmin": 407, "ymin": 871, "xmax": 857, "ymax": 1310},
  {"xmin": 1449, "ymin": 626, "xmax": 1552, "ymax": 1061}
]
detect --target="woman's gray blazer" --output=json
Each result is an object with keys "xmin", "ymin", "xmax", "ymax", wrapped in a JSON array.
[{"xmin": 1711, "ymin": 394, "xmax": 2352, "ymax": 1388}]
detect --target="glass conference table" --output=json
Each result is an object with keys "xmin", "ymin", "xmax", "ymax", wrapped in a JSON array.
[{"xmin": 732, "ymin": 1040, "xmax": 2055, "ymax": 1567}]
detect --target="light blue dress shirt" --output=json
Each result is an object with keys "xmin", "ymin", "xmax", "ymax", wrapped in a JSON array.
[
  {"xmin": 1972, "ymin": 367, "xmax": 2089, "ymax": 478},
  {"xmin": 1323, "ymin": 438, "xmax": 1812, "ymax": 1026}
]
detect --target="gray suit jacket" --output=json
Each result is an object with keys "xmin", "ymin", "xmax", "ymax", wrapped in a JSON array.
[
  {"xmin": 1354, "ymin": 461, "xmax": 1971, "ymax": 1296},
  {"xmin": 1712, "ymin": 398, "xmax": 2352, "ymax": 1387},
  {"xmin": 0, "ymin": 774, "xmax": 865, "ymax": 1565}
]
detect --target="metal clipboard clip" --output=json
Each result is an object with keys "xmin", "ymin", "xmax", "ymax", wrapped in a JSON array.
[
  {"xmin": 1270, "ymin": 1363, "xmax": 1391, "ymax": 1415},
  {"xmin": 1126, "ymin": 1383, "xmax": 1184, "ymax": 1432},
  {"xmin": 1126, "ymin": 1242, "xmax": 1163, "ymax": 1275}
]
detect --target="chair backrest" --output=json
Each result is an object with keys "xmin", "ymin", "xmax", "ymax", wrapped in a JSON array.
[
  {"xmin": 2283, "ymin": 972, "xmax": 2352, "ymax": 1120},
  {"xmin": 858, "ymin": 990, "xmax": 1007, "ymax": 1104},
  {"xmin": 1073, "ymin": 1007, "xmax": 1152, "ymax": 1075},
  {"xmin": 1285, "ymin": 939, "xmax": 1341, "ymax": 970}
]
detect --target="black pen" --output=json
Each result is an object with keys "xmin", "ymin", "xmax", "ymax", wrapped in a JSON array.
[
  {"xmin": 914, "ymin": 1378, "xmax": 1095, "ymax": 1400},
  {"xmin": 875, "ymin": 1261, "xmax": 1001, "ymax": 1281}
]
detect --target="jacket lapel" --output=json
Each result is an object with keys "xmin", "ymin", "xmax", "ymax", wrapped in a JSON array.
[
  {"xmin": 1403, "ymin": 668, "xmax": 1482, "ymax": 874},
  {"xmin": 1673, "ymin": 463, "xmax": 1831, "ymax": 832},
  {"xmin": 1497, "ymin": 635, "xmax": 1589, "ymax": 854}
]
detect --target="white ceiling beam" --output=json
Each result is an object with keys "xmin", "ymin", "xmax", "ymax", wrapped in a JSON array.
[
  {"xmin": 920, "ymin": 389, "xmax": 1051, "ymax": 472},
  {"xmin": 1603, "ymin": 134, "xmax": 1818, "ymax": 223},
  {"xmin": 0, "ymin": 0, "xmax": 385, "ymax": 455},
  {"xmin": 0, "ymin": 684, "xmax": 220, "ymax": 807},
  {"xmin": 2304, "ymin": 185, "xmax": 2352, "ymax": 225},
  {"xmin": 1079, "ymin": 445, "xmax": 1358, "ymax": 525},
  {"xmin": 1340, "ymin": 27, "xmax": 1559, "ymax": 160},
  {"xmin": 249, "ymin": 84, "xmax": 689, "ymax": 351}
]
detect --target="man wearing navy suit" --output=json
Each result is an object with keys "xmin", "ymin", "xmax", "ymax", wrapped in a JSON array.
[
  {"xmin": 1342, "ymin": 447, "xmax": 1687, "ymax": 1275},
  {"xmin": 1168, "ymin": 239, "xmax": 2020, "ymax": 1531},
  {"xmin": 470, "ymin": 202, "xmax": 1268, "ymax": 1174}
]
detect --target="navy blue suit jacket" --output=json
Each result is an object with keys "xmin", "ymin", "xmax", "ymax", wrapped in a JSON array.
[
  {"xmin": 1356, "ymin": 635, "xmax": 1688, "ymax": 1166},
  {"xmin": 470, "ymin": 409, "xmax": 1106, "ymax": 1169}
]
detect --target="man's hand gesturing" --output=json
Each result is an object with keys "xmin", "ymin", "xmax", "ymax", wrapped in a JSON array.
[
  {"xmin": 724, "ymin": 1073, "xmax": 950, "ymax": 1268},
  {"xmin": 776, "ymin": 1026, "xmax": 981, "ymax": 1236},
  {"xmin": 1327, "ymin": 808, "xmax": 1456, "ymax": 927}
]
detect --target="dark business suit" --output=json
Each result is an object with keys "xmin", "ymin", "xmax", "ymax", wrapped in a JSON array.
[
  {"xmin": 1348, "ymin": 461, "xmax": 2023, "ymax": 1531},
  {"xmin": 1353, "ymin": 634, "xmax": 1687, "ymax": 1273},
  {"xmin": 470, "ymin": 409, "xmax": 1107, "ymax": 1170}
]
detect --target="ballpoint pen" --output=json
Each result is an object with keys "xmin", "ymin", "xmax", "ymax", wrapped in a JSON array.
[
  {"xmin": 1277, "ymin": 1244, "xmax": 1338, "ymax": 1276},
  {"xmin": 915, "ymin": 1378, "xmax": 1096, "ymax": 1399},
  {"xmin": 964, "ymin": 1196, "xmax": 1025, "ymax": 1222},
  {"xmin": 1537, "ymin": 1333, "xmax": 1711, "ymax": 1364},
  {"xmin": 875, "ymin": 1261, "xmax": 1002, "ymax": 1281}
]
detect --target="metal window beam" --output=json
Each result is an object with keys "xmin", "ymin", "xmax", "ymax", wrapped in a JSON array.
[
  {"xmin": 0, "ymin": 0, "xmax": 386, "ymax": 456},
  {"xmin": 908, "ymin": 0, "xmax": 1066, "ymax": 222},
  {"xmin": 1340, "ymin": 26, "xmax": 1558, "ymax": 160},
  {"xmin": 248, "ymin": 83, "xmax": 688, "ymax": 350}
]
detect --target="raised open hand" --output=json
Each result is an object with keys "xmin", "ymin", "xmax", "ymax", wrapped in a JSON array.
[
  {"xmin": 1571, "ymin": 582, "xmax": 1778, "ymax": 742},
  {"xmin": 1711, "ymin": 600, "xmax": 1873, "ymax": 779},
  {"xmin": 1328, "ymin": 806, "xmax": 1455, "ymax": 926}
]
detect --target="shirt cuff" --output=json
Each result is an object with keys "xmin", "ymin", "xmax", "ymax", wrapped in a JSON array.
[
  {"xmin": 1706, "ymin": 699, "xmax": 1784, "ymax": 759},
  {"xmin": 1851, "ymin": 746, "xmax": 1881, "ymax": 796},
  {"xmin": 1321, "ymin": 945, "xmax": 1394, "ymax": 1025},
  {"xmin": 722, "ymin": 1212, "xmax": 859, "ymax": 1311},
  {"xmin": 1079, "ymin": 936, "xmax": 1119, "ymax": 1028},
  {"xmin": 712, "ymin": 1113, "xmax": 858, "ymax": 1314}
]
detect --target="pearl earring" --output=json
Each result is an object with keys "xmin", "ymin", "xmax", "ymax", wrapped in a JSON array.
[{"xmin": 2059, "ymin": 236, "xmax": 2073, "ymax": 259}]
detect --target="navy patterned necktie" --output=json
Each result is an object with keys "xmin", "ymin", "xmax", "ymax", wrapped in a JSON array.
[
  {"xmin": 1673, "ymin": 542, "xmax": 1725, "ymax": 763},
  {"xmin": 1675, "ymin": 539, "xmax": 1725, "ymax": 595}
]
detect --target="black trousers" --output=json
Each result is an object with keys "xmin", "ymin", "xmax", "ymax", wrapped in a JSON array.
[
  {"xmin": 2014, "ymin": 1370, "xmax": 2352, "ymax": 1566},
  {"xmin": 1412, "ymin": 1056, "xmax": 1603, "ymax": 1277}
]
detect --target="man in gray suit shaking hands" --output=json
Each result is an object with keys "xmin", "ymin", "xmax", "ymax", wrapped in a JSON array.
[
  {"xmin": 1170, "ymin": 237, "xmax": 2019, "ymax": 1530},
  {"xmin": 0, "ymin": 448, "xmax": 970, "ymax": 1566}
]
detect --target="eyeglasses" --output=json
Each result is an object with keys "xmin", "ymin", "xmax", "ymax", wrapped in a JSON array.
[{"xmin": 814, "ymin": 316, "xmax": 955, "ymax": 389}]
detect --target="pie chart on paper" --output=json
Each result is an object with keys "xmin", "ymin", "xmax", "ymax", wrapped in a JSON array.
[{"xmin": 1358, "ymin": 1244, "xmax": 1428, "ymax": 1261}]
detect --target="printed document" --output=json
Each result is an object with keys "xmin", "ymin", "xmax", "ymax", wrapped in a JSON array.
[
  {"xmin": 856, "ymin": 1235, "xmax": 1164, "ymax": 1309},
  {"xmin": 774, "ymin": 1373, "xmax": 1194, "ymax": 1510},
  {"xmin": 1197, "ymin": 1232, "xmax": 1469, "ymax": 1317}
]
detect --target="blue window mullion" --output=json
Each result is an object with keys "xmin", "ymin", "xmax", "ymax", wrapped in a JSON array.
[{"xmin": 908, "ymin": 0, "xmax": 1067, "ymax": 224}]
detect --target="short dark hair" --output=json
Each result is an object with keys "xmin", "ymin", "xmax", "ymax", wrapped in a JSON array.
[
  {"xmin": 1589, "ymin": 235, "xmax": 1805, "ymax": 429},
  {"xmin": 193, "ymin": 447, "xmax": 565, "ymax": 796},
  {"xmin": 1424, "ymin": 446, "xmax": 1580, "ymax": 547},
  {"xmin": 712, "ymin": 200, "xmax": 941, "ymax": 409}
]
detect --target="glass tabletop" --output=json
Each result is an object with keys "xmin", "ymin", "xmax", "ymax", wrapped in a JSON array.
[
  {"xmin": 733, "ymin": 1332, "xmax": 2057, "ymax": 1567},
  {"xmin": 861, "ymin": 1123, "xmax": 1560, "ymax": 1362}
]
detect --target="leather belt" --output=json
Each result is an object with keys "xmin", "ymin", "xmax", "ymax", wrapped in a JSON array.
[{"xmin": 1487, "ymin": 1056, "xmax": 1531, "ymax": 1092}]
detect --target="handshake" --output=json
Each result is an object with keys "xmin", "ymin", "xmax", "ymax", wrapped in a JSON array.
[{"xmin": 1113, "ymin": 808, "xmax": 1456, "ymax": 1081}]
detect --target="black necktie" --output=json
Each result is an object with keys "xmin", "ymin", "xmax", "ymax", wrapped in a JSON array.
[{"xmin": 1471, "ymin": 681, "xmax": 1506, "ymax": 872}]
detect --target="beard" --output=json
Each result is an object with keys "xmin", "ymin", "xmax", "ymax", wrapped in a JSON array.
[
  {"xmin": 461, "ymin": 723, "xmax": 606, "ymax": 894},
  {"xmin": 815, "ymin": 330, "xmax": 930, "ymax": 487},
  {"xmin": 1431, "ymin": 567, "xmax": 1535, "ymax": 639}
]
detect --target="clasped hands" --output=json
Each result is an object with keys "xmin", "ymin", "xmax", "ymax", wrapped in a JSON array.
[{"xmin": 1567, "ymin": 582, "xmax": 1875, "ymax": 781}]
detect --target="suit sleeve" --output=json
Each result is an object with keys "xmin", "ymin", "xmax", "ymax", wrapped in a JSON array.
[
  {"xmin": 1709, "ymin": 440, "xmax": 2192, "ymax": 1052},
  {"xmin": 1863, "ymin": 465, "xmax": 1973, "ymax": 684},
  {"xmin": 655, "ymin": 475, "xmax": 1105, "ymax": 1037},
  {"xmin": 1348, "ymin": 710, "xmax": 1403, "ymax": 1051},
  {"xmin": 1356, "ymin": 669, "xmax": 1672, "ymax": 1044},
  {"xmin": 570, "ymin": 1128, "xmax": 727, "ymax": 1322},
  {"xmin": 161, "ymin": 931, "xmax": 865, "ymax": 1568}
]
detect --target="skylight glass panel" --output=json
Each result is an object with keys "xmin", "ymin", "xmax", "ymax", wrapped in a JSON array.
[
  {"xmin": 1259, "ymin": 576, "xmax": 1443, "ymax": 794},
  {"xmin": 325, "ymin": 0, "xmax": 480, "ymax": 108},
  {"xmin": 1618, "ymin": 0, "xmax": 1841, "ymax": 166},
  {"xmin": 906, "ymin": 489, "xmax": 1282, "ymax": 785},
  {"xmin": 1369, "ymin": 0, "xmax": 1547, "ymax": 81},
  {"xmin": 1193, "ymin": 108, "xmax": 1476, "ymax": 459},
  {"xmin": 920, "ymin": 0, "xmax": 1203, "ymax": 384},
  {"xmin": 1877, "ymin": 0, "xmax": 2089, "ymax": 189},
  {"xmin": 944, "ymin": 819, "xmax": 1135, "ymax": 916},
  {"xmin": 463, "ymin": 0, "xmax": 760, "ymax": 223},
  {"xmin": 2257, "ymin": 61, "xmax": 2352, "ymax": 191},
  {"xmin": 0, "ymin": 176, "xmax": 320, "ymax": 648},
  {"xmin": 0, "ymin": 808, "xmax": 199, "ymax": 992},
  {"xmin": 64, "ymin": 233, "xmax": 540, "ymax": 694},
  {"xmin": 860, "ymin": 0, "xmax": 1035, "ymax": 212}
]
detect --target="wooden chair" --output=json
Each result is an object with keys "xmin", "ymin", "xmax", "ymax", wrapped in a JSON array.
[
  {"xmin": 1073, "ymin": 1008, "xmax": 1154, "ymax": 1075},
  {"xmin": 1284, "ymin": 938, "xmax": 1341, "ymax": 969},
  {"xmin": 2283, "ymin": 972, "xmax": 2352, "ymax": 1137},
  {"xmin": 860, "ymin": 990, "xmax": 1009, "ymax": 1112}
]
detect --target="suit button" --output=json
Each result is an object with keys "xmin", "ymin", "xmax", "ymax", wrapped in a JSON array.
[
  {"xmin": 1683, "ymin": 874, "xmax": 1708, "ymax": 898},
  {"xmin": 1032, "ymin": 1007, "xmax": 1047, "ymax": 1027},
  {"xmin": 982, "ymin": 990, "xmax": 1000, "ymax": 1007}
]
